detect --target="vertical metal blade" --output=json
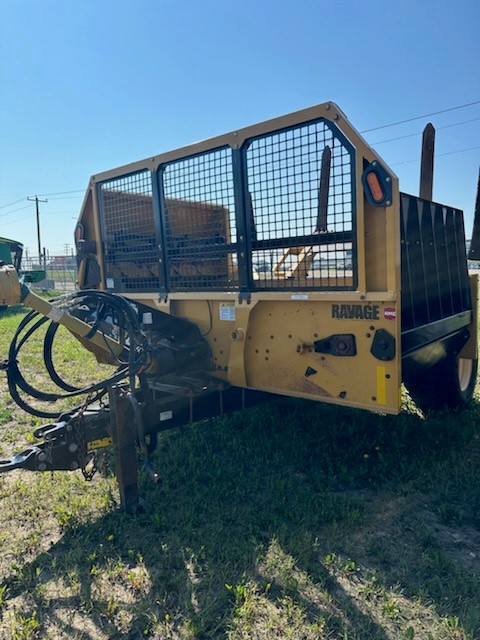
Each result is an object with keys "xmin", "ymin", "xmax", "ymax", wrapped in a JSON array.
[
  {"xmin": 468, "ymin": 169, "xmax": 480, "ymax": 260},
  {"xmin": 419, "ymin": 123, "xmax": 435, "ymax": 201},
  {"xmin": 248, "ymin": 191, "xmax": 257, "ymax": 242},
  {"xmin": 316, "ymin": 145, "xmax": 331, "ymax": 232}
]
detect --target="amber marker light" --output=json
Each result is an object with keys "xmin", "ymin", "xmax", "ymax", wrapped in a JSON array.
[
  {"xmin": 366, "ymin": 171, "xmax": 384, "ymax": 203},
  {"xmin": 74, "ymin": 223, "xmax": 84, "ymax": 245},
  {"xmin": 362, "ymin": 160, "xmax": 392, "ymax": 207}
]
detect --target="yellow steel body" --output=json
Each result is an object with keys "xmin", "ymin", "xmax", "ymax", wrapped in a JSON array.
[{"xmin": 74, "ymin": 102, "xmax": 406, "ymax": 414}]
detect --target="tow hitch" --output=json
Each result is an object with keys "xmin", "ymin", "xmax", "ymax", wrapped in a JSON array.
[{"xmin": 0, "ymin": 407, "xmax": 110, "ymax": 475}]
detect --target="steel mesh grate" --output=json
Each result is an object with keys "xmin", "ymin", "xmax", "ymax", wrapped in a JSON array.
[
  {"xmin": 100, "ymin": 171, "xmax": 158, "ymax": 292},
  {"xmin": 97, "ymin": 120, "xmax": 356, "ymax": 294},
  {"xmin": 246, "ymin": 119, "xmax": 355, "ymax": 289},
  {"xmin": 161, "ymin": 147, "xmax": 238, "ymax": 290}
]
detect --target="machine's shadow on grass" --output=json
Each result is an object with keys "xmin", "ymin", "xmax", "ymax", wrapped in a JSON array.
[{"xmin": 1, "ymin": 397, "xmax": 480, "ymax": 639}]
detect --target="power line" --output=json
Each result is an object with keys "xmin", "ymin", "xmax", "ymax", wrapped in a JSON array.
[
  {"xmin": 35, "ymin": 189, "xmax": 84, "ymax": 196},
  {"xmin": 392, "ymin": 145, "xmax": 480, "ymax": 166},
  {"xmin": 438, "ymin": 116, "xmax": 480, "ymax": 130},
  {"xmin": 40, "ymin": 214, "xmax": 80, "ymax": 219},
  {"xmin": 1, "ymin": 100, "xmax": 479, "ymax": 211},
  {"xmin": 371, "ymin": 116, "xmax": 480, "ymax": 146},
  {"xmin": 46, "ymin": 195, "xmax": 84, "ymax": 200},
  {"xmin": 360, "ymin": 99, "xmax": 480, "ymax": 133},
  {"xmin": 2, "ymin": 214, "xmax": 35, "ymax": 227},
  {"xmin": 0, "ymin": 191, "xmax": 84, "ymax": 211},
  {"xmin": 0, "ymin": 203, "xmax": 32, "ymax": 218},
  {"xmin": 0, "ymin": 198, "xmax": 25, "ymax": 210}
]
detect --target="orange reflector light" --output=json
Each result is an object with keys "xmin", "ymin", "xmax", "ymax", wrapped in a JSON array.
[
  {"xmin": 75, "ymin": 223, "xmax": 84, "ymax": 244},
  {"xmin": 366, "ymin": 172, "xmax": 384, "ymax": 203}
]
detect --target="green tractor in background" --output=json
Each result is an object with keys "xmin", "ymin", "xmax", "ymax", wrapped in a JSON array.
[{"xmin": 0, "ymin": 237, "xmax": 46, "ymax": 309}]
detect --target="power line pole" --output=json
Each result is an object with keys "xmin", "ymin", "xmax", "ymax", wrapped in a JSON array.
[{"xmin": 27, "ymin": 195, "xmax": 48, "ymax": 266}]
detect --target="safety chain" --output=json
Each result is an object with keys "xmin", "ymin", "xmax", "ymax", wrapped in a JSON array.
[{"xmin": 81, "ymin": 457, "xmax": 98, "ymax": 482}]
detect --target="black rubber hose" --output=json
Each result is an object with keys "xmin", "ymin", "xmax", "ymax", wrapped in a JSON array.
[
  {"xmin": 43, "ymin": 322, "xmax": 81, "ymax": 392},
  {"xmin": 5, "ymin": 290, "xmax": 151, "ymax": 418}
]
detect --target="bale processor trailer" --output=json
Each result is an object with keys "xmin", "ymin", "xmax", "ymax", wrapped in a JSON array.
[{"xmin": 0, "ymin": 102, "xmax": 478, "ymax": 511}]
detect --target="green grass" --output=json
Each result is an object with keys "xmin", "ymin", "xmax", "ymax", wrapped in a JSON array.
[{"xmin": 0, "ymin": 307, "xmax": 479, "ymax": 638}]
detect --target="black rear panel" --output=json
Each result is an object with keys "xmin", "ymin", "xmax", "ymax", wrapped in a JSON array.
[{"xmin": 400, "ymin": 193, "xmax": 471, "ymax": 352}]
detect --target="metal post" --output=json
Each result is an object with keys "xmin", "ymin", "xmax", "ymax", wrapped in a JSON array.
[
  {"xmin": 316, "ymin": 145, "xmax": 331, "ymax": 232},
  {"xmin": 108, "ymin": 384, "xmax": 141, "ymax": 513},
  {"xmin": 419, "ymin": 123, "xmax": 435, "ymax": 201}
]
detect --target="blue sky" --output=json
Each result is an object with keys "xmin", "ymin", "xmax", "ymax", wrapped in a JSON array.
[{"xmin": 1, "ymin": 0, "xmax": 479, "ymax": 256}]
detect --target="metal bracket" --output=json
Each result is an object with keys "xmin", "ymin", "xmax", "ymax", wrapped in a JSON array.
[
  {"xmin": 238, "ymin": 291, "xmax": 251, "ymax": 304},
  {"xmin": 314, "ymin": 334, "xmax": 356, "ymax": 356},
  {"xmin": 370, "ymin": 329, "xmax": 395, "ymax": 361}
]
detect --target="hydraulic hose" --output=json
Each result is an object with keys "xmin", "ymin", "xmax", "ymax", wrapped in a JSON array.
[{"xmin": 4, "ymin": 290, "xmax": 152, "ymax": 418}]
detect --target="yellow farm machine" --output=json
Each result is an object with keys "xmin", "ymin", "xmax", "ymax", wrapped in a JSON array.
[{"xmin": 0, "ymin": 102, "xmax": 478, "ymax": 511}]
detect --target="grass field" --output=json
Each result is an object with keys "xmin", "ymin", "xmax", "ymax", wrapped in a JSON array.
[{"xmin": 0, "ymin": 305, "xmax": 480, "ymax": 639}]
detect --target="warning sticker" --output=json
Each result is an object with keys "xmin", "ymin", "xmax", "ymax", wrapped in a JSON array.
[
  {"xmin": 87, "ymin": 437, "xmax": 113, "ymax": 451},
  {"xmin": 219, "ymin": 303, "xmax": 236, "ymax": 321},
  {"xmin": 291, "ymin": 294, "xmax": 309, "ymax": 300},
  {"xmin": 384, "ymin": 307, "xmax": 396, "ymax": 320}
]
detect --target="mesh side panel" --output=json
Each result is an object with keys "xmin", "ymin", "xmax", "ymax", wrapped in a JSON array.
[
  {"xmin": 162, "ymin": 147, "xmax": 238, "ymax": 291},
  {"xmin": 100, "ymin": 171, "xmax": 158, "ymax": 292},
  {"xmin": 246, "ymin": 120, "xmax": 355, "ymax": 290}
]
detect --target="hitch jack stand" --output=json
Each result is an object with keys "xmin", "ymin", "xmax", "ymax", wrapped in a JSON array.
[{"xmin": 108, "ymin": 384, "xmax": 142, "ymax": 514}]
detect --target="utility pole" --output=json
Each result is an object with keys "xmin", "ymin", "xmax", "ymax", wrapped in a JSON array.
[{"xmin": 27, "ymin": 195, "xmax": 48, "ymax": 267}]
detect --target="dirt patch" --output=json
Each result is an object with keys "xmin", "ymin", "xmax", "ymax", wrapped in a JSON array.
[
  {"xmin": 337, "ymin": 489, "xmax": 480, "ymax": 574},
  {"xmin": 421, "ymin": 508, "xmax": 480, "ymax": 572}
]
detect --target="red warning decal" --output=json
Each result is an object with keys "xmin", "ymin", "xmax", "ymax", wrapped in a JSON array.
[{"xmin": 384, "ymin": 307, "xmax": 396, "ymax": 320}]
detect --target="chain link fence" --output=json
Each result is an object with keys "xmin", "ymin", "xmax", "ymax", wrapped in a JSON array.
[{"xmin": 22, "ymin": 255, "xmax": 77, "ymax": 292}]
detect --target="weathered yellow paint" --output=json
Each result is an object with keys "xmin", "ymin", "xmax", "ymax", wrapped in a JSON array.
[
  {"xmin": 376, "ymin": 366, "xmax": 386, "ymax": 405},
  {"xmin": 227, "ymin": 302, "xmax": 258, "ymax": 387}
]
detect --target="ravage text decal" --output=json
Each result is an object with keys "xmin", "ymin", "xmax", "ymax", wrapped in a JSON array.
[{"xmin": 331, "ymin": 304, "xmax": 380, "ymax": 320}]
